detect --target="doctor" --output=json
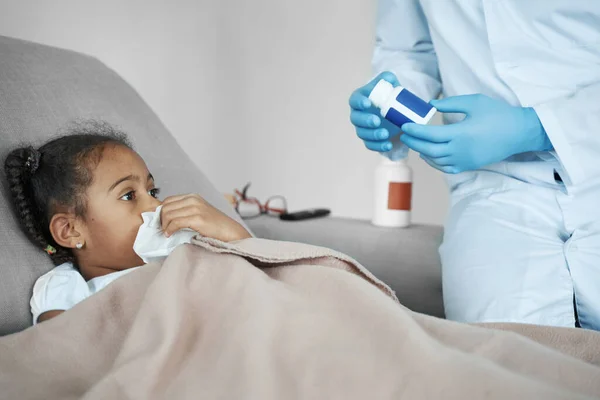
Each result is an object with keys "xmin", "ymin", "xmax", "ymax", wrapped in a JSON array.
[{"xmin": 349, "ymin": 1, "xmax": 600, "ymax": 330}]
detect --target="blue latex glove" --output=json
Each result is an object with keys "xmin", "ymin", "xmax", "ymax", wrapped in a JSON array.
[
  {"xmin": 349, "ymin": 72, "xmax": 402, "ymax": 153},
  {"xmin": 400, "ymin": 94, "xmax": 553, "ymax": 174}
]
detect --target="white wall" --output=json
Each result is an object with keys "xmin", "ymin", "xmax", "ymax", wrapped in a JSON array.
[
  {"xmin": 0, "ymin": 0, "xmax": 449, "ymax": 225},
  {"xmin": 0, "ymin": 0, "xmax": 223, "ymax": 178}
]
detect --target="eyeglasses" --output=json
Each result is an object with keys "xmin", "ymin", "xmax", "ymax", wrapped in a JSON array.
[{"xmin": 233, "ymin": 182, "xmax": 288, "ymax": 219}]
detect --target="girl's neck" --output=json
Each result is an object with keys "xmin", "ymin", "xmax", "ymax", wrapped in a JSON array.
[{"xmin": 78, "ymin": 264, "xmax": 122, "ymax": 281}]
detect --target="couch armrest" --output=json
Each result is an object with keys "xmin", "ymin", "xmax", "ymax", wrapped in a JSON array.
[{"xmin": 246, "ymin": 215, "xmax": 444, "ymax": 318}]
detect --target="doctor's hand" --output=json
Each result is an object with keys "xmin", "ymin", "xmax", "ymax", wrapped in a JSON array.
[
  {"xmin": 349, "ymin": 72, "xmax": 402, "ymax": 152},
  {"xmin": 400, "ymin": 94, "xmax": 553, "ymax": 174},
  {"xmin": 160, "ymin": 194, "xmax": 252, "ymax": 242}
]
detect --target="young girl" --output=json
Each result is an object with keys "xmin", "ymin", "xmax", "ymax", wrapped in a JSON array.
[{"xmin": 4, "ymin": 121, "xmax": 251, "ymax": 324}]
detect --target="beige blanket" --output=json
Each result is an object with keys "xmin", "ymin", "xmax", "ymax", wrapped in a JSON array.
[{"xmin": 1, "ymin": 237, "xmax": 600, "ymax": 399}]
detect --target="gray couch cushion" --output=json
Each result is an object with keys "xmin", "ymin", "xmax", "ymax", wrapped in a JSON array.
[{"xmin": 0, "ymin": 35, "xmax": 248, "ymax": 335}]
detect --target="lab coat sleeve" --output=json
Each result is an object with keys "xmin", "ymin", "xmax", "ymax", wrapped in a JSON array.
[
  {"xmin": 534, "ymin": 81, "xmax": 600, "ymax": 186},
  {"xmin": 372, "ymin": 0, "xmax": 442, "ymax": 101}
]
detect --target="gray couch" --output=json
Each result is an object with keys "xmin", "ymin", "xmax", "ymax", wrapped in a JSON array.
[{"xmin": 0, "ymin": 35, "xmax": 444, "ymax": 336}]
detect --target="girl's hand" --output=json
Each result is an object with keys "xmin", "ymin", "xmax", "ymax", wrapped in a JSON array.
[{"xmin": 160, "ymin": 194, "xmax": 251, "ymax": 242}]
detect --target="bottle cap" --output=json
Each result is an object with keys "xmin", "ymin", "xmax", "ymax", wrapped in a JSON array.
[
  {"xmin": 380, "ymin": 156, "xmax": 407, "ymax": 166},
  {"xmin": 368, "ymin": 79, "xmax": 394, "ymax": 109}
]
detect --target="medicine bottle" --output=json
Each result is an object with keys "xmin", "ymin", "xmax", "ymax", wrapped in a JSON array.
[
  {"xmin": 372, "ymin": 157, "xmax": 412, "ymax": 228},
  {"xmin": 368, "ymin": 79, "xmax": 436, "ymax": 127}
]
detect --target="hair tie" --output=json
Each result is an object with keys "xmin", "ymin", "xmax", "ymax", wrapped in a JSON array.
[
  {"xmin": 24, "ymin": 149, "xmax": 41, "ymax": 174},
  {"xmin": 44, "ymin": 245, "xmax": 57, "ymax": 255}
]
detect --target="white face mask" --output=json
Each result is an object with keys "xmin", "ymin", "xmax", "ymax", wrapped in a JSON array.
[{"xmin": 132, "ymin": 205, "xmax": 197, "ymax": 264}]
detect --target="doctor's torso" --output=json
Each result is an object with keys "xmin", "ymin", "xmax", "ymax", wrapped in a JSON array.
[
  {"xmin": 413, "ymin": 0, "xmax": 600, "ymax": 184},
  {"xmin": 418, "ymin": 0, "xmax": 600, "ymax": 110}
]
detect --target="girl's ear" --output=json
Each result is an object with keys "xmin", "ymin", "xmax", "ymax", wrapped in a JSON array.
[{"xmin": 49, "ymin": 213, "xmax": 83, "ymax": 249}]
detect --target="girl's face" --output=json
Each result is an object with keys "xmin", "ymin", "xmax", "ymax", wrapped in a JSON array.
[{"xmin": 76, "ymin": 144, "xmax": 161, "ymax": 277}]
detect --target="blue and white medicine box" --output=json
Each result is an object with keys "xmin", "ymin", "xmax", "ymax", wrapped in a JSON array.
[{"xmin": 368, "ymin": 79, "xmax": 436, "ymax": 127}]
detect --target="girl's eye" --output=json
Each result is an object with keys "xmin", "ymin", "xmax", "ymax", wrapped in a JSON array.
[
  {"xmin": 120, "ymin": 191, "xmax": 136, "ymax": 201},
  {"xmin": 149, "ymin": 188, "xmax": 161, "ymax": 199}
]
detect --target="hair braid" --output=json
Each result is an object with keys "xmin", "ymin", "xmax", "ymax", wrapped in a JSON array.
[{"xmin": 4, "ymin": 147, "xmax": 73, "ymax": 264}]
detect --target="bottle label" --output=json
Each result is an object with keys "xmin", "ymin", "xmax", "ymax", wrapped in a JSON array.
[
  {"xmin": 396, "ymin": 89, "xmax": 433, "ymax": 118},
  {"xmin": 384, "ymin": 88, "xmax": 436, "ymax": 127},
  {"xmin": 388, "ymin": 182, "xmax": 412, "ymax": 211}
]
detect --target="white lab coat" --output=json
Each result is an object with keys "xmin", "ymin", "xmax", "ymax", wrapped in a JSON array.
[{"xmin": 373, "ymin": 0, "xmax": 600, "ymax": 329}]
